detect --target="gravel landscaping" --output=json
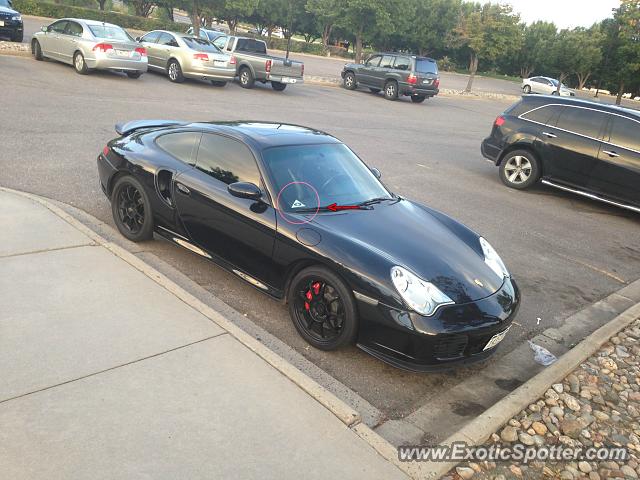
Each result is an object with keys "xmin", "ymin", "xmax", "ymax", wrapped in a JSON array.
[
  {"xmin": 445, "ymin": 318, "xmax": 640, "ymax": 480},
  {"xmin": 0, "ymin": 41, "xmax": 30, "ymax": 56}
]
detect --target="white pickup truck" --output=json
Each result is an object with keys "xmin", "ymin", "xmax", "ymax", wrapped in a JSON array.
[{"xmin": 210, "ymin": 35, "xmax": 304, "ymax": 91}]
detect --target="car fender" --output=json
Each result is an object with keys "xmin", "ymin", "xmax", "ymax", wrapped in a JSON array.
[
  {"xmin": 497, "ymin": 132, "xmax": 540, "ymax": 165},
  {"xmin": 237, "ymin": 60, "xmax": 257, "ymax": 78}
]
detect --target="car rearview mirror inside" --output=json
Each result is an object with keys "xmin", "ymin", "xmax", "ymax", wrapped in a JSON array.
[{"xmin": 228, "ymin": 182, "xmax": 262, "ymax": 201}]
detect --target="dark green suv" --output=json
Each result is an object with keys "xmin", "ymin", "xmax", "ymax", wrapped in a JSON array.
[{"xmin": 341, "ymin": 53, "xmax": 440, "ymax": 103}]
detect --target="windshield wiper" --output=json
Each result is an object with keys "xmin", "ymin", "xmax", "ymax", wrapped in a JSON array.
[{"xmin": 357, "ymin": 196, "xmax": 397, "ymax": 207}]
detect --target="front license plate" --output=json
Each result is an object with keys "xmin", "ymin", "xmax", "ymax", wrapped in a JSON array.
[
  {"xmin": 483, "ymin": 327, "xmax": 510, "ymax": 351},
  {"xmin": 0, "ymin": 21, "xmax": 4, "ymax": 27},
  {"xmin": 281, "ymin": 77, "xmax": 297, "ymax": 84}
]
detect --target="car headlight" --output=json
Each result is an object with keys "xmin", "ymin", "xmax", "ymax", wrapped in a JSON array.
[
  {"xmin": 12, "ymin": 14, "xmax": 21, "ymax": 21},
  {"xmin": 479, "ymin": 237, "xmax": 509, "ymax": 279},
  {"xmin": 390, "ymin": 266, "xmax": 454, "ymax": 316}
]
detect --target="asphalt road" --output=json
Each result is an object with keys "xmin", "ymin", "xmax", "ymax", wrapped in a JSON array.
[{"xmin": 2, "ymin": 53, "xmax": 639, "ymax": 418}]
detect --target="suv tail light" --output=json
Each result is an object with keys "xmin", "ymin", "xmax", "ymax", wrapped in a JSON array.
[
  {"xmin": 229, "ymin": 56, "xmax": 237, "ymax": 65},
  {"xmin": 433, "ymin": 78, "xmax": 440, "ymax": 88},
  {"xmin": 93, "ymin": 43, "xmax": 114, "ymax": 53},
  {"xmin": 102, "ymin": 146, "xmax": 109, "ymax": 156},
  {"xmin": 407, "ymin": 74, "xmax": 417, "ymax": 85},
  {"xmin": 193, "ymin": 53, "xmax": 209, "ymax": 61},
  {"xmin": 134, "ymin": 47, "xmax": 147, "ymax": 57},
  {"xmin": 495, "ymin": 115, "xmax": 506, "ymax": 127},
  {"xmin": 265, "ymin": 59, "xmax": 272, "ymax": 73}
]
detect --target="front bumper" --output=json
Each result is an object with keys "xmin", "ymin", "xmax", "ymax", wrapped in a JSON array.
[
  {"xmin": 185, "ymin": 63, "xmax": 236, "ymax": 81},
  {"xmin": 87, "ymin": 54, "xmax": 148, "ymax": 73},
  {"xmin": 355, "ymin": 277, "xmax": 520, "ymax": 372},
  {"xmin": 0, "ymin": 20, "xmax": 23, "ymax": 39}
]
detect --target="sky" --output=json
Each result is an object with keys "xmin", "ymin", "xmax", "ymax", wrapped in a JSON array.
[{"xmin": 496, "ymin": 0, "xmax": 620, "ymax": 29}]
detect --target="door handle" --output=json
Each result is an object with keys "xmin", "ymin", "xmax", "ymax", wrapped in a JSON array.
[
  {"xmin": 602, "ymin": 150, "xmax": 619, "ymax": 158},
  {"xmin": 176, "ymin": 183, "xmax": 190, "ymax": 195},
  {"xmin": 542, "ymin": 131, "xmax": 557, "ymax": 138}
]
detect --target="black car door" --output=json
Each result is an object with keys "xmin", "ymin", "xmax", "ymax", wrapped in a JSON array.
[
  {"xmin": 540, "ymin": 105, "xmax": 608, "ymax": 188},
  {"xmin": 173, "ymin": 132, "xmax": 277, "ymax": 286},
  {"xmin": 589, "ymin": 114, "xmax": 640, "ymax": 206}
]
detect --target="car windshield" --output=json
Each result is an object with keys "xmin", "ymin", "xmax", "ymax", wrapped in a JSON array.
[
  {"xmin": 0, "ymin": 0, "xmax": 12, "ymax": 8},
  {"xmin": 261, "ymin": 143, "xmax": 392, "ymax": 212},
  {"xmin": 416, "ymin": 58, "xmax": 438, "ymax": 74},
  {"xmin": 182, "ymin": 36, "xmax": 222, "ymax": 53},
  {"xmin": 548, "ymin": 78, "xmax": 569, "ymax": 88},
  {"xmin": 89, "ymin": 24, "xmax": 133, "ymax": 42}
]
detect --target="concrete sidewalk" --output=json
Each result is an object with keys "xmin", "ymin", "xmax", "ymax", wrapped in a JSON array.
[{"xmin": 0, "ymin": 189, "xmax": 407, "ymax": 480}]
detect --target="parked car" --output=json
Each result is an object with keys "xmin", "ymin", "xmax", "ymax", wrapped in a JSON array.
[
  {"xmin": 137, "ymin": 30, "xmax": 235, "ymax": 85},
  {"xmin": 185, "ymin": 26, "xmax": 227, "ymax": 43},
  {"xmin": 482, "ymin": 96, "xmax": 640, "ymax": 213},
  {"xmin": 211, "ymin": 35, "xmax": 304, "ymax": 91},
  {"xmin": 0, "ymin": 0, "xmax": 23, "ymax": 42},
  {"xmin": 97, "ymin": 120, "xmax": 519, "ymax": 371},
  {"xmin": 522, "ymin": 76, "xmax": 575, "ymax": 96},
  {"xmin": 31, "ymin": 18, "xmax": 147, "ymax": 77},
  {"xmin": 341, "ymin": 53, "xmax": 440, "ymax": 103}
]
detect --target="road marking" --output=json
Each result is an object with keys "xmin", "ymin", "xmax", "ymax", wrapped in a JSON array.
[
  {"xmin": 417, "ymin": 163, "xmax": 430, "ymax": 169},
  {"xmin": 553, "ymin": 251, "xmax": 627, "ymax": 284}
]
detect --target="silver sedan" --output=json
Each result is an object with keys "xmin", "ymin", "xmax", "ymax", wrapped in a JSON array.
[
  {"xmin": 31, "ymin": 18, "xmax": 147, "ymax": 77},
  {"xmin": 137, "ymin": 30, "xmax": 236, "ymax": 85},
  {"xmin": 521, "ymin": 76, "xmax": 575, "ymax": 97}
]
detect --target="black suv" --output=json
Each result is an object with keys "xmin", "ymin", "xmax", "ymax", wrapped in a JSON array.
[
  {"xmin": 341, "ymin": 53, "xmax": 439, "ymax": 103},
  {"xmin": 0, "ymin": 0, "xmax": 23, "ymax": 42},
  {"xmin": 482, "ymin": 95, "xmax": 640, "ymax": 213}
]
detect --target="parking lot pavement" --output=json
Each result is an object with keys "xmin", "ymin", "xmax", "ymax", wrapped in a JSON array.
[
  {"xmin": 0, "ymin": 189, "xmax": 407, "ymax": 480},
  {"xmin": 1, "ymin": 54, "xmax": 639, "ymax": 429}
]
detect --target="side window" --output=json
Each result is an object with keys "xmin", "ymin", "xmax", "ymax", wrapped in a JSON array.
[
  {"xmin": 394, "ymin": 56, "xmax": 411, "ymax": 71},
  {"xmin": 364, "ymin": 55, "xmax": 381, "ymax": 67},
  {"xmin": 379, "ymin": 55, "xmax": 395, "ymax": 69},
  {"xmin": 158, "ymin": 33, "xmax": 178, "ymax": 47},
  {"xmin": 156, "ymin": 132, "xmax": 201, "ymax": 166},
  {"xmin": 141, "ymin": 31, "xmax": 160, "ymax": 43},
  {"xmin": 609, "ymin": 116, "xmax": 640, "ymax": 152},
  {"xmin": 555, "ymin": 107, "xmax": 608, "ymax": 139},
  {"xmin": 49, "ymin": 21, "xmax": 68, "ymax": 34},
  {"xmin": 65, "ymin": 21, "xmax": 83, "ymax": 37},
  {"xmin": 521, "ymin": 105, "xmax": 563, "ymax": 125},
  {"xmin": 196, "ymin": 134, "xmax": 261, "ymax": 186},
  {"xmin": 213, "ymin": 36, "xmax": 227, "ymax": 50}
]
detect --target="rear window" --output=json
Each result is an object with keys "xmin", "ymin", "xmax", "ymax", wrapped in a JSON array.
[
  {"xmin": 89, "ymin": 25, "xmax": 133, "ymax": 42},
  {"xmin": 415, "ymin": 58, "xmax": 438, "ymax": 75},
  {"xmin": 236, "ymin": 38, "xmax": 267, "ymax": 54},
  {"xmin": 182, "ymin": 37, "xmax": 222, "ymax": 53}
]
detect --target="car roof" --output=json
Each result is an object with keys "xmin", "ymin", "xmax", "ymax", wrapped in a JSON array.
[
  {"xmin": 522, "ymin": 95, "xmax": 640, "ymax": 119},
  {"xmin": 373, "ymin": 52, "xmax": 436, "ymax": 61},
  {"xmin": 183, "ymin": 122, "xmax": 341, "ymax": 149},
  {"xmin": 63, "ymin": 18, "xmax": 121, "ymax": 28}
]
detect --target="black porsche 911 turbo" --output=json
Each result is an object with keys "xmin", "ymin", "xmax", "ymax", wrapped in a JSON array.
[{"xmin": 97, "ymin": 120, "xmax": 520, "ymax": 371}]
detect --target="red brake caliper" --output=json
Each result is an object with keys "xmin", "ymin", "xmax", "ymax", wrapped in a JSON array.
[{"xmin": 304, "ymin": 282, "xmax": 322, "ymax": 311}]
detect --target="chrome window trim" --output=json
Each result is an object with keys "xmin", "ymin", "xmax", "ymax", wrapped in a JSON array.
[{"xmin": 518, "ymin": 104, "xmax": 640, "ymax": 155}]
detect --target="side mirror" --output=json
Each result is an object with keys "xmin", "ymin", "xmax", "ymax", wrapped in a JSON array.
[
  {"xmin": 135, "ymin": 36, "xmax": 141, "ymax": 42},
  {"xmin": 370, "ymin": 167, "xmax": 381, "ymax": 179},
  {"xmin": 41, "ymin": 26, "xmax": 48, "ymax": 32},
  {"xmin": 228, "ymin": 182, "xmax": 262, "ymax": 201}
]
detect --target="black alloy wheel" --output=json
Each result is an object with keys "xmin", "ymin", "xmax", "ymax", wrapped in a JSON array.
[{"xmin": 112, "ymin": 176, "xmax": 153, "ymax": 241}]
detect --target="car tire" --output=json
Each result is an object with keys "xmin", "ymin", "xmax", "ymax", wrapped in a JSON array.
[
  {"xmin": 523, "ymin": 85, "xmax": 531, "ymax": 94},
  {"xmin": 411, "ymin": 95, "xmax": 426, "ymax": 103},
  {"xmin": 384, "ymin": 80, "xmax": 398, "ymax": 101},
  {"xmin": 127, "ymin": 71, "xmax": 142, "ymax": 79},
  {"xmin": 211, "ymin": 80, "xmax": 227, "ymax": 87},
  {"xmin": 32, "ymin": 40, "xmax": 43, "ymax": 61},
  {"xmin": 167, "ymin": 59, "xmax": 184, "ymax": 83},
  {"xmin": 111, "ymin": 175, "xmax": 154, "ymax": 242},
  {"xmin": 343, "ymin": 72, "xmax": 356, "ymax": 90},
  {"xmin": 287, "ymin": 266, "xmax": 358, "ymax": 351},
  {"xmin": 271, "ymin": 81, "xmax": 287, "ymax": 91},
  {"xmin": 73, "ymin": 51, "xmax": 88, "ymax": 75},
  {"xmin": 499, "ymin": 149, "xmax": 540, "ymax": 190},
  {"xmin": 369, "ymin": 87, "xmax": 380, "ymax": 94},
  {"xmin": 239, "ymin": 67, "xmax": 255, "ymax": 88},
  {"xmin": 12, "ymin": 31, "xmax": 23, "ymax": 42}
]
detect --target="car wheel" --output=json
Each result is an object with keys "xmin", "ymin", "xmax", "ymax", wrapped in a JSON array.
[
  {"xmin": 12, "ymin": 31, "xmax": 23, "ymax": 42},
  {"xmin": 73, "ymin": 51, "xmax": 88, "ymax": 75},
  {"xmin": 499, "ymin": 150, "xmax": 540, "ymax": 190},
  {"xmin": 127, "ymin": 71, "xmax": 142, "ymax": 79},
  {"xmin": 239, "ymin": 67, "xmax": 255, "ymax": 88},
  {"xmin": 167, "ymin": 59, "xmax": 184, "ymax": 83},
  {"xmin": 32, "ymin": 40, "xmax": 43, "ymax": 61},
  {"xmin": 343, "ymin": 72, "xmax": 356, "ymax": 90},
  {"xmin": 384, "ymin": 80, "xmax": 398, "ymax": 100},
  {"xmin": 369, "ymin": 87, "xmax": 380, "ymax": 94},
  {"xmin": 111, "ymin": 176, "xmax": 154, "ymax": 242},
  {"xmin": 211, "ymin": 80, "xmax": 227, "ymax": 87},
  {"xmin": 288, "ymin": 266, "xmax": 358, "ymax": 351},
  {"xmin": 523, "ymin": 85, "xmax": 531, "ymax": 94},
  {"xmin": 411, "ymin": 95, "xmax": 426, "ymax": 103},
  {"xmin": 271, "ymin": 81, "xmax": 287, "ymax": 91}
]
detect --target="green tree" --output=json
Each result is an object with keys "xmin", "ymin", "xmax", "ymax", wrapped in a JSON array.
[
  {"xmin": 410, "ymin": 0, "xmax": 462, "ymax": 57},
  {"xmin": 572, "ymin": 25, "xmax": 603, "ymax": 90},
  {"xmin": 547, "ymin": 29, "xmax": 582, "ymax": 93},
  {"xmin": 210, "ymin": 0, "xmax": 259, "ymax": 33},
  {"xmin": 306, "ymin": 0, "xmax": 344, "ymax": 53},
  {"xmin": 516, "ymin": 21, "xmax": 557, "ymax": 78},
  {"xmin": 454, "ymin": 2, "xmax": 522, "ymax": 92},
  {"xmin": 609, "ymin": 0, "xmax": 640, "ymax": 104},
  {"xmin": 123, "ymin": 0, "xmax": 155, "ymax": 17},
  {"xmin": 339, "ymin": 0, "xmax": 392, "ymax": 63}
]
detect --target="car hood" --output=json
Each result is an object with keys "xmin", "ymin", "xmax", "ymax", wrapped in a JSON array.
[
  {"xmin": 306, "ymin": 200, "xmax": 505, "ymax": 304},
  {"xmin": 0, "ymin": 6, "xmax": 18, "ymax": 14}
]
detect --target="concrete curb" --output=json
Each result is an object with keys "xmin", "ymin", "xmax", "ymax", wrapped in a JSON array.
[
  {"xmin": 0, "ymin": 187, "xmax": 425, "ymax": 479},
  {"xmin": 419, "ymin": 301, "xmax": 640, "ymax": 479}
]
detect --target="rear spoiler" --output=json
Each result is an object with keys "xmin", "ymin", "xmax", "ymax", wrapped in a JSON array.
[{"xmin": 115, "ymin": 120, "xmax": 187, "ymax": 136}]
